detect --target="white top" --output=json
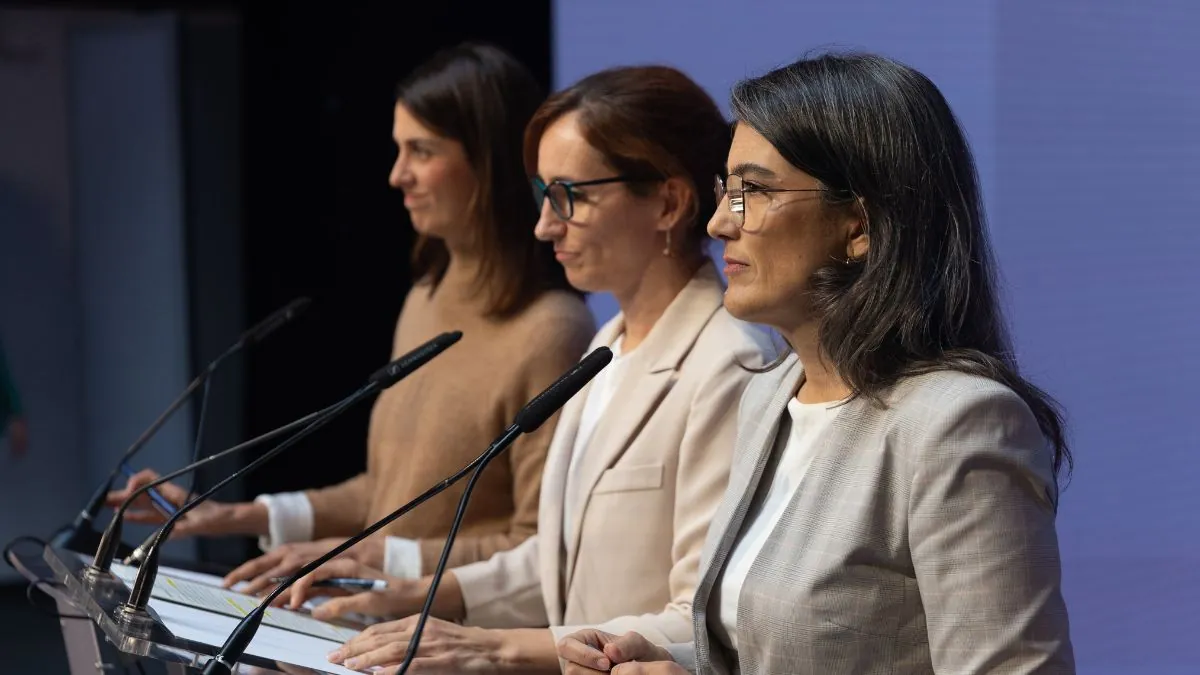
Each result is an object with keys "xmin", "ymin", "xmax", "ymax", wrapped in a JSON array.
[
  {"xmin": 562, "ymin": 336, "xmax": 627, "ymax": 550},
  {"xmin": 713, "ymin": 397, "xmax": 842, "ymax": 652}
]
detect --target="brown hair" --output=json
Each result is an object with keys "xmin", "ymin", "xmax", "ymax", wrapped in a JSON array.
[
  {"xmin": 397, "ymin": 42, "xmax": 575, "ymax": 317},
  {"xmin": 523, "ymin": 65, "xmax": 729, "ymax": 254}
]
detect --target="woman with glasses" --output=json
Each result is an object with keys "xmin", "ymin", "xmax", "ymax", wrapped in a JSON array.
[
  {"xmin": 557, "ymin": 51, "xmax": 1075, "ymax": 675},
  {"xmin": 108, "ymin": 42, "xmax": 595, "ymax": 590},
  {"xmin": 292, "ymin": 65, "xmax": 773, "ymax": 674}
]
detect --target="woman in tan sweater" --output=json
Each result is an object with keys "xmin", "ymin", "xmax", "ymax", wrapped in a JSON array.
[{"xmin": 108, "ymin": 43, "xmax": 594, "ymax": 585}]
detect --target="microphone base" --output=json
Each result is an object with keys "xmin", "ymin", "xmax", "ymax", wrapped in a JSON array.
[
  {"xmin": 200, "ymin": 655, "xmax": 236, "ymax": 675},
  {"xmin": 114, "ymin": 602, "xmax": 156, "ymax": 638},
  {"xmin": 80, "ymin": 565, "xmax": 119, "ymax": 592}
]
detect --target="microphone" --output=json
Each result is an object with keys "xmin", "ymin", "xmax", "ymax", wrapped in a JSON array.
[
  {"xmin": 121, "ymin": 316, "xmax": 461, "ymax": 568},
  {"xmin": 199, "ymin": 346, "xmax": 613, "ymax": 675},
  {"xmin": 53, "ymin": 297, "xmax": 311, "ymax": 553},
  {"xmin": 109, "ymin": 331, "xmax": 463, "ymax": 620}
]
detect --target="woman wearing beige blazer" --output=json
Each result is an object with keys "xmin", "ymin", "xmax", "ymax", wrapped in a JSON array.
[
  {"xmin": 558, "ymin": 53, "xmax": 1075, "ymax": 674},
  {"xmin": 289, "ymin": 66, "xmax": 773, "ymax": 674}
]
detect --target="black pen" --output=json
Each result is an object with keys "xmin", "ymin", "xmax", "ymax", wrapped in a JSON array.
[{"xmin": 269, "ymin": 576, "xmax": 387, "ymax": 591}]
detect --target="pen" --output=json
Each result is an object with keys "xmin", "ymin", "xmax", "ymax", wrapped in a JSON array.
[{"xmin": 269, "ymin": 576, "xmax": 388, "ymax": 591}]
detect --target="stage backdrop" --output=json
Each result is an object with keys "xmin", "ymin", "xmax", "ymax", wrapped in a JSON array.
[{"xmin": 554, "ymin": 1, "xmax": 1200, "ymax": 673}]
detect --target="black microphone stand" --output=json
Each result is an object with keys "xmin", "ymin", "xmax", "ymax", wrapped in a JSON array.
[
  {"xmin": 52, "ymin": 297, "xmax": 311, "ymax": 553},
  {"xmin": 107, "ymin": 331, "xmax": 462, "ymax": 624},
  {"xmin": 199, "ymin": 346, "xmax": 612, "ymax": 675}
]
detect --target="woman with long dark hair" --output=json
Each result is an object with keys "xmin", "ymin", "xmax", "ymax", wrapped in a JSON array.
[
  {"xmin": 558, "ymin": 51, "xmax": 1075, "ymax": 675},
  {"xmin": 109, "ymin": 42, "xmax": 595, "ymax": 588}
]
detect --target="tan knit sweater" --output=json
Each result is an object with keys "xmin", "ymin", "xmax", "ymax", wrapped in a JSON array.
[{"xmin": 305, "ymin": 272, "xmax": 594, "ymax": 572}]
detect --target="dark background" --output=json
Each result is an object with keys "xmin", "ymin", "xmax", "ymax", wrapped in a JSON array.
[
  {"xmin": 1, "ymin": 6, "xmax": 553, "ymax": 672},
  {"xmin": 202, "ymin": 3, "xmax": 553, "ymax": 565}
]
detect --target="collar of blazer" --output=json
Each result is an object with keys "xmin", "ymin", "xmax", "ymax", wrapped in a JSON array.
[
  {"xmin": 554, "ymin": 260, "xmax": 729, "ymax": 595},
  {"xmin": 590, "ymin": 260, "xmax": 727, "ymax": 373}
]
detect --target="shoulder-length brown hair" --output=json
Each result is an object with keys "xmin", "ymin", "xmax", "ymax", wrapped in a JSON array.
[
  {"xmin": 397, "ymin": 42, "xmax": 575, "ymax": 317},
  {"xmin": 522, "ymin": 65, "xmax": 729, "ymax": 256}
]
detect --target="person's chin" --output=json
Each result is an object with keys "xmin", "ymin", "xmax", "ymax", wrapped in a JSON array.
[
  {"xmin": 721, "ymin": 287, "xmax": 762, "ymax": 322},
  {"xmin": 409, "ymin": 216, "xmax": 442, "ymax": 238},
  {"xmin": 563, "ymin": 267, "xmax": 600, "ymax": 293}
]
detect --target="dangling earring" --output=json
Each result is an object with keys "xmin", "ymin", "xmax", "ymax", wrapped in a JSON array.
[{"xmin": 663, "ymin": 229, "xmax": 673, "ymax": 257}]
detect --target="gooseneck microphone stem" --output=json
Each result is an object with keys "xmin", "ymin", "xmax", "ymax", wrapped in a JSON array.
[
  {"xmin": 199, "ymin": 425, "xmax": 523, "ymax": 675},
  {"xmin": 89, "ymin": 405, "xmax": 332, "ymax": 574},
  {"xmin": 57, "ymin": 297, "xmax": 311, "ymax": 551},
  {"xmin": 397, "ymin": 440, "xmax": 508, "ymax": 674},
  {"xmin": 117, "ymin": 331, "xmax": 462, "ymax": 613},
  {"xmin": 123, "ymin": 387, "xmax": 370, "ymax": 611},
  {"xmin": 200, "ymin": 346, "xmax": 612, "ymax": 675},
  {"xmin": 67, "ymin": 364, "xmax": 212, "ymax": 542}
]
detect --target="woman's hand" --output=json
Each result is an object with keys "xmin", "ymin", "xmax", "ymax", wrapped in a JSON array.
[
  {"xmin": 284, "ymin": 557, "xmax": 388, "ymax": 609},
  {"xmin": 105, "ymin": 468, "xmax": 267, "ymax": 537},
  {"xmin": 557, "ymin": 629, "xmax": 681, "ymax": 675},
  {"xmin": 306, "ymin": 569, "xmax": 466, "ymax": 622},
  {"xmin": 222, "ymin": 538, "xmax": 345, "ymax": 595},
  {"xmin": 326, "ymin": 616, "xmax": 555, "ymax": 674}
]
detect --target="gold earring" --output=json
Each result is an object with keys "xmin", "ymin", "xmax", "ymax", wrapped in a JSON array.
[{"xmin": 663, "ymin": 229, "xmax": 673, "ymax": 257}]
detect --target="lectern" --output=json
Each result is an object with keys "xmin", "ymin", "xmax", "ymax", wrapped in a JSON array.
[{"xmin": 9, "ymin": 543, "xmax": 360, "ymax": 674}]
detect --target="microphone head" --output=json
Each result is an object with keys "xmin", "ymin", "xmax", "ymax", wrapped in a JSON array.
[
  {"xmin": 246, "ymin": 296, "xmax": 312, "ymax": 346},
  {"xmin": 369, "ymin": 331, "xmax": 463, "ymax": 388},
  {"xmin": 514, "ymin": 346, "xmax": 612, "ymax": 433}
]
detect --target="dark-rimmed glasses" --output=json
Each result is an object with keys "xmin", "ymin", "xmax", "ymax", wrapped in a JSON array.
[
  {"xmin": 532, "ymin": 176, "xmax": 653, "ymax": 221},
  {"xmin": 714, "ymin": 174, "xmax": 831, "ymax": 228}
]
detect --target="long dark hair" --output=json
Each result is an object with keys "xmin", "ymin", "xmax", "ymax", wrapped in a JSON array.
[
  {"xmin": 396, "ymin": 42, "xmax": 575, "ymax": 316},
  {"xmin": 731, "ymin": 52, "xmax": 1071, "ymax": 484},
  {"xmin": 523, "ymin": 65, "xmax": 730, "ymax": 257}
]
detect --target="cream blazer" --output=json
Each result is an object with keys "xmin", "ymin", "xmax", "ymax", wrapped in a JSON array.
[{"xmin": 452, "ymin": 262, "xmax": 773, "ymax": 645}]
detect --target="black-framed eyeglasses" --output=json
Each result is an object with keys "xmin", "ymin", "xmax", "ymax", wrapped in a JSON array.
[
  {"xmin": 714, "ymin": 174, "xmax": 832, "ymax": 228},
  {"xmin": 532, "ymin": 175, "xmax": 654, "ymax": 221}
]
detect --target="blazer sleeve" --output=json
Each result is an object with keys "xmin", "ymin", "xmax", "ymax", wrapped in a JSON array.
[
  {"xmin": 453, "ymin": 533, "xmax": 549, "ymax": 628},
  {"xmin": 416, "ymin": 313, "xmax": 593, "ymax": 572},
  {"xmin": 550, "ymin": 350, "xmax": 751, "ymax": 646},
  {"xmin": 908, "ymin": 384, "xmax": 1075, "ymax": 674}
]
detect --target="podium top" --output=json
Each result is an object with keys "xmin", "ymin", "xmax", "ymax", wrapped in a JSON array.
[{"xmin": 16, "ymin": 544, "xmax": 366, "ymax": 675}]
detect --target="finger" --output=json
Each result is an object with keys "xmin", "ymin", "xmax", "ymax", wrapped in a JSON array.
[
  {"xmin": 242, "ymin": 560, "xmax": 299, "ymax": 596},
  {"xmin": 329, "ymin": 630, "xmax": 408, "ymax": 664},
  {"xmin": 312, "ymin": 590, "xmax": 399, "ymax": 621},
  {"xmin": 174, "ymin": 514, "xmax": 235, "ymax": 538},
  {"xmin": 558, "ymin": 636, "xmax": 612, "ymax": 671},
  {"xmin": 564, "ymin": 666, "xmax": 611, "ymax": 675},
  {"xmin": 287, "ymin": 559, "xmax": 361, "ymax": 609},
  {"xmin": 342, "ymin": 641, "xmax": 412, "ymax": 671},
  {"xmin": 223, "ymin": 552, "xmax": 283, "ymax": 588},
  {"xmin": 122, "ymin": 510, "xmax": 169, "ymax": 524},
  {"xmin": 605, "ymin": 632, "xmax": 655, "ymax": 663}
]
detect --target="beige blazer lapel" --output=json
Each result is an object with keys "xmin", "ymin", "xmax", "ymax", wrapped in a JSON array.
[
  {"xmin": 538, "ymin": 319, "xmax": 623, "ymax": 625},
  {"xmin": 563, "ymin": 263, "xmax": 726, "ymax": 588}
]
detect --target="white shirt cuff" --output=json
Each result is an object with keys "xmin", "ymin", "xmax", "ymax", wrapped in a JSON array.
[
  {"xmin": 254, "ymin": 492, "xmax": 314, "ymax": 552},
  {"xmin": 382, "ymin": 536, "xmax": 423, "ymax": 579}
]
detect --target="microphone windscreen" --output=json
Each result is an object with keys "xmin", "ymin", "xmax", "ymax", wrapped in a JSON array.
[
  {"xmin": 514, "ymin": 346, "xmax": 612, "ymax": 433},
  {"xmin": 370, "ymin": 330, "xmax": 463, "ymax": 388},
  {"xmin": 247, "ymin": 296, "xmax": 312, "ymax": 345}
]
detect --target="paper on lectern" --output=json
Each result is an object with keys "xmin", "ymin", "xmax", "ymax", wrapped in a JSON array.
[{"xmin": 110, "ymin": 563, "xmax": 360, "ymax": 643}]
